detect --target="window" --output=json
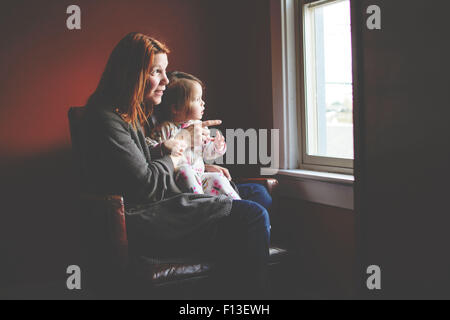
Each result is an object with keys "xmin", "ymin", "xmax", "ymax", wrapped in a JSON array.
[
  {"xmin": 270, "ymin": 0, "xmax": 354, "ymax": 175},
  {"xmin": 269, "ymin": 0, "xmax": 354, "ymax": 206},
  {"xmin": 300, "ymin": 0, "xmax": 354, "ymax": 173}
]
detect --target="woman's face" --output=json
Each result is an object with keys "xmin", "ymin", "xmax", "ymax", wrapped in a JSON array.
[{"xmin": 144, "ymin": 53, "xmax": 169, "ymax": 106}]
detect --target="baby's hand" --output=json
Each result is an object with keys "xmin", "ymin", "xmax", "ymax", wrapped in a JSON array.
[
  {"xmin": 213, "ymin": 131, "xmax": 225, "ymax": 150},
  {"xmin": 162, "ymin": 139, "xmax": 187, "ymax": 156}
]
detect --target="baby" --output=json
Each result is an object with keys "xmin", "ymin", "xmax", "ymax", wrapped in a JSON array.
[{"xmin": 146, "ymin": 71, "xmax": 241, "ymax": 199}]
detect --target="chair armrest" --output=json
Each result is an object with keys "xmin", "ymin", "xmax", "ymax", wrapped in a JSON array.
[
  {"xmin": 234, "ymin": 177, "xmax": 279, "ymax": 196},
  {"xmin": 80, "ymin": 194, "xmax": 128, "ymax": 271}
]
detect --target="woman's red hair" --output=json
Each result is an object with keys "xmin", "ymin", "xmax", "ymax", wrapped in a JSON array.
[{"xmin": 87, "ymin": 32, "xmax": 170, "ymax": 127}]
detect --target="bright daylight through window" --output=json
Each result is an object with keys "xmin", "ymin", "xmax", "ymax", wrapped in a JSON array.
[{"xmin": 303, "ymin": 0, "xmax": 353, "ymax": 160}]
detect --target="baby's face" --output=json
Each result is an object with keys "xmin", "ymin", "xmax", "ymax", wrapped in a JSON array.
[{"xmin": 186, "ymin": 82, "xmax": 205, "ymax": 121}]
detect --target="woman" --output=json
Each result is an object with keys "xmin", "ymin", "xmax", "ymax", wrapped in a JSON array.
[{"xmin": 81, "ymin": 32, "xmax": 271, "ymax": 298}]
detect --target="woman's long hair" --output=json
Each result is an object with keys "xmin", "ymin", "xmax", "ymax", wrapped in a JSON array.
[{"xmin": 87, "ymin": 32, "xmax": 170, "ymax": 127}]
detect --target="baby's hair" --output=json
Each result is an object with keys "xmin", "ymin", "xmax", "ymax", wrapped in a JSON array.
[{"xmin": 155, "ymin": 71, "xmax": 204, "ymax": 122}]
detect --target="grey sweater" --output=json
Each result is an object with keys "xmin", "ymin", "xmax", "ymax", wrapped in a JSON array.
[{"xmin": 81, "ymin": 105, "xmax": 232, "ymax": 252}]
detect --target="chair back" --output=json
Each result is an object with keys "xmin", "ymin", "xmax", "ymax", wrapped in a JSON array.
[{"xmin": 67, "ymin": 106, "xmax": 129, "ymax": 286}]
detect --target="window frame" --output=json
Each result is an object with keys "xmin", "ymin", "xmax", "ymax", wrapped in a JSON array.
[
  {"xmin": 271, "ymin": 0, "xmax": 354, "ymax": 175},
  {"xmin": 300, "ymin": 0, "xmax": 354, "ymax": 173}
]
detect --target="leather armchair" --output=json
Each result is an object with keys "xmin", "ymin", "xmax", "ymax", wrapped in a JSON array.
[{"xmin": 69, "ymin": 107, "xmax": 288, "ymax": 299}]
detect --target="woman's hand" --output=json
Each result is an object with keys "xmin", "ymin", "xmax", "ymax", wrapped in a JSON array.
[
  {"xmin": 204, "ymin": 164, "xmax": 232, "ymax": 181},
  {"xmin": 162, "ymin": 138, "xmax": 187, "ymax": 156},
  {"xmin": 169, "ymin": 154, "xmax": 185, "ymax": 170}
]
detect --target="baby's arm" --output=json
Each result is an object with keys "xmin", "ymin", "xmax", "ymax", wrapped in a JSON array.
[{"xmin": 203, "ymin": 130, "xmax": 227, "ymax": 161}]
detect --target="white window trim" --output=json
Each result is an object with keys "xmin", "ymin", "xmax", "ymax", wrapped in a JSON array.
[
  {"xmin": 270, "ymin": 0, "xmax": 354, "ymax": 177},
  {"xmin": 271, "ymin": 0, "xmax": 300, "ymax": 172},
  {"xmin": 270, "ymin": 0, "xmax": 354, "ymax": 209}
]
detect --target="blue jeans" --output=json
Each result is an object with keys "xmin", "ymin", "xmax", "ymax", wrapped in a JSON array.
[
  {"xmin": 213, "ymin": 183, "xmax": 272, "ymax": 298},
  {"xmin": 236, "ymin": 183, "xmax": 272, "ymax": 242},
  {"xmin": 237, "ymin": 183, "xmax": 273, "ymax": 211}
]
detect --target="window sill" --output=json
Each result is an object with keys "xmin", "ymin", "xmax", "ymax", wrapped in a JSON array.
[
  {"xmin": 271, "ymin": 169, "xmax": 354, "ymax": 210},
  {"xmin": 276, "ymin": 169, "xmax": 354, "ymax": 185}
]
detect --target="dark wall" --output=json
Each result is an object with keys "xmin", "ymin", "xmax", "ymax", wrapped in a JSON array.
[
  {"xmin": 0, "ymin": 0, "xmax": 273, "ymax": 295},
  {"xmin": 274, "ymin": 197, "xmax": 355, "ymax": 299},
  {"xmin": 0, "ymin": 0, "xmax": 215, "ymax": 160},
  {"xmin": 355, "ymin": 0, "xmax": 450, "ymax": 298},
  {"xmin": 204, "ymin": 0, "xmax": 274, "ymax": 178}
]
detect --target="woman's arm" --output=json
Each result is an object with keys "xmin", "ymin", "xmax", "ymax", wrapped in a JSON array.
[
  {"xmin": 93, "ymin": 110, "xmax": 181, "ymax": 201},
  {"xmin": 145, "ymin": 136, "xmax": 165, "ymax": 159},
  {"xmin": 149, "ymin": 122, "xmax": 186, "ymax": 158}
]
